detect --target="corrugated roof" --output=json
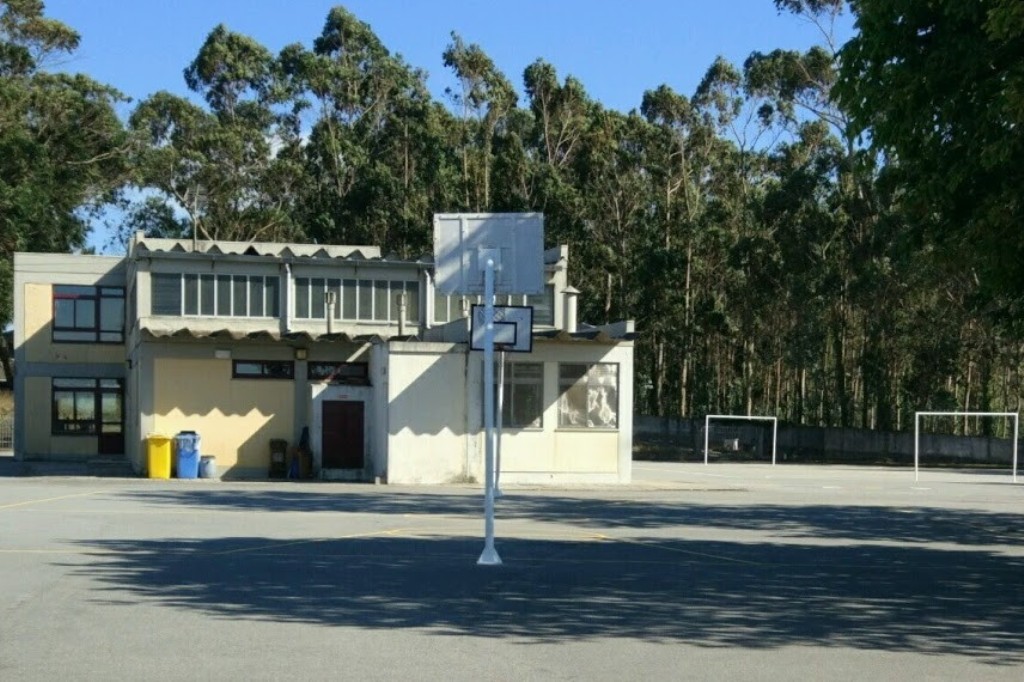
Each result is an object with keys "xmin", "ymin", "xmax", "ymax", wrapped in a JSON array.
[
  {"xmin": 131, "ymin": 236, "xmax": 559, "ymax": 267},
  {"xmin": 139, "ymin": 327, "xmax": 401, "ymax": 344}
]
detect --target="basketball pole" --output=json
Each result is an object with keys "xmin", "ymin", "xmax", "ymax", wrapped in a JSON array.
[
  {"xmin": 478, "ymin": 256, "xmax": 502, "ymax": 566},
  {"xmin": 494, "ymin": 349, "xmax": 505, "ymax": 498}
]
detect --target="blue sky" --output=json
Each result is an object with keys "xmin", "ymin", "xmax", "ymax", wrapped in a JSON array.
[
  {"xmin": 46, "ymin": 0, "xmax": 854, "ymax": 113},
  {"xmin": 41, "ymin": 0, "xmax": 855, "ymax": 250}
]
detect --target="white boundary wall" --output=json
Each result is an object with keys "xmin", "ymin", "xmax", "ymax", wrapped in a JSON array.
[
  {"xmin": 704, "ymin": 415, "xmax": 778, "ymax": 465},
  {"xmin": 915, "ymin": 411, "xmax": 1019, "ymax": 483}
]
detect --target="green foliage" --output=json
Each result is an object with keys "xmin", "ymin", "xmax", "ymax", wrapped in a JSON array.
[{"xmin": 6, "ymin": 1, "xmax": 1023, "ymax": 433}]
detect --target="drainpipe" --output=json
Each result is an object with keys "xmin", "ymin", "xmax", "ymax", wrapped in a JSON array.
[
  {"xmin": 397, "ymin": 292, "xmax": 407, "ymax": 337},
  {"xmin": 563, "ymin": 286, "xmax": 580, "ymax": 333},
  {"xmin": 283, "ymin": 262, "xmax": 292, "ymax": 333},
  {"xmin": 325, "ymin": 291, "xmax": 336, "ymax": 334}
]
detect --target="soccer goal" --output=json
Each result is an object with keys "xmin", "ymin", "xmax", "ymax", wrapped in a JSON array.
[
  {"xmin": 703, "ymin": 415, "xmax": 779, "ymax": 465},
  {"xmin": 914, "ymin": 411, "xmax": 1019, "ymax": 483}
]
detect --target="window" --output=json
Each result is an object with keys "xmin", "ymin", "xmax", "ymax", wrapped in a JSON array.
[
  {"xmin": 52, "ymin": 378, "xmax": 123, "ymax": 435},
  {"xmin": 232, "ymin": 360, "xmax": 294, "ymax": 379},
  {"xmin": 293, "ymin": 278, "xmax": 419, "ymax": 323},
  {"xmin": 151, "ymin": 274, "xmax": 280, "ymax": 318},
  {"xmin": 558, "ymin": 363, "xmax": 619, "ymax": 428},
  {"xmin": 53, "ymin": 286, "xmax": 124, "ymax": 343},
  {"xmin": 498, "ymin": 362, "xmax": 544, "ymax": 428},
  {"xmin": 308, "ymin": 362, "xmax": 369, "ymax": 385},
  {"xmin": 435, "ymin": 285, "xmax": 554, "ymax": 325}
]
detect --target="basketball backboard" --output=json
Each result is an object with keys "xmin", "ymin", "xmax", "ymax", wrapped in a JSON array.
[
  {"xmin": 470, "ymin": 305, "xmax": 534, "ymax": 353},
  {"xmin": 433, "ymin": 213, "xmax": 544, "ymax": 296}
]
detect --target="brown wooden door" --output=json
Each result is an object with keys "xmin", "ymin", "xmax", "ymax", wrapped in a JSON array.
[{"xmin": 322, "ymin": 400, "xmax": 364, "ymax": 469}]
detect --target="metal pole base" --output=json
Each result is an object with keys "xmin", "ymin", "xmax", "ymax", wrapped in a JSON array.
[{"xmin": 477, "ymin": 544, "xmax": 502, "ymax": 566}]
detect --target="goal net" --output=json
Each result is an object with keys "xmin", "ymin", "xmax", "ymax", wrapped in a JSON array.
[
  {"xmin": 914, "ymin": 411, "xmax": 1019, "ymax": 483},
  {"xmin": 703, "ymin": 415, "xmax": 779, "ymax": 465}
]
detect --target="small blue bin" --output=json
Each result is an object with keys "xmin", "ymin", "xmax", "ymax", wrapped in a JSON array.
[{"xmin": 174, "ymin": 431, "xmax": 201, "ymax": 479}]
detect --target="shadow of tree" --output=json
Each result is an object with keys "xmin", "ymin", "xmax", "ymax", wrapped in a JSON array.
[
  {"xmin": 67, "ymin": 532, "xmax": 1024, "ymax": 666},
  {"xmin": 122, "ymin": 487, "xmax": 1024, "ymax": 547}
]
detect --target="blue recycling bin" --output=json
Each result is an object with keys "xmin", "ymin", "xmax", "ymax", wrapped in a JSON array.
[{"xmin": 174, "ymin": 431, "xmax": 201, "ymax": 479}]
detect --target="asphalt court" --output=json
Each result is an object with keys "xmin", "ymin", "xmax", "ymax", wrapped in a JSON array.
[{"xmin": 1, "ymin": 464, "xmax": 1022, "ymax": 681}]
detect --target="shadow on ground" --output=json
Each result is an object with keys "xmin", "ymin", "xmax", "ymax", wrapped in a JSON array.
[
  {"xmin": 120, "ymin": 487, "xmax": 1024, "ymax": 547},
  {"xmin": 67, "ymin": 531, "xmax": 1024, "ymax": 666}
]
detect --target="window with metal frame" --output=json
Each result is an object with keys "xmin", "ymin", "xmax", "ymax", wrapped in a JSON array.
[
  {"xmin": 307, "ymin": 361, "xmax": 370, "ymax": 384},
  {"xmin": 232, "ymin": 360, "xmax": 294, "ymax": 380},
  {"xmin": 52, "ymin": 286, "xmax": 124, "ymax": 343},
  {"xmin": 493, "ymin": 362, "xmax": 544, "ymax": 428},
  {"xmin": 557, "ymin": 363, "xmax": 619, "ymax": 428},
  {"xmin": 52, "ymin": 378, "xmax": 123, "ymax": 435},
  {"xmin": 151, "ymin": 273, "xmax": 280, "ymax": 317},
  {"xmin": 435, "ymin": 285, "xmax": 554, "ymax": 325},
  {"xmin": 293, "ymin": 278, "xmax": 419, "ymax": 323}
]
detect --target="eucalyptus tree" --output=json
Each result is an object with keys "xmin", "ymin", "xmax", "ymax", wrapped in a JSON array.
[
  {"xmin": 279, "ymin": 6, "xmax": 436, "ymax": 252},
  {"xmin": 0, "ymin": 0, "xmax": 129, "ymax": 379},
  {"xmin": 639, "ymin": 85, "xmax": 720, "ymax": 416},
  {"xmin": 442, "ymin": 32, "xmax": 517, "ymax": 212}
]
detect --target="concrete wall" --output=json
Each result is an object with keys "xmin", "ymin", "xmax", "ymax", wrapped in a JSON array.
[
  {"xmin": 385, "ymin": 343, "xmax": 469, "ymax": 484},
  {"xmin": 13, "ymin": 253, "xmax": 127, "ymax": 461},
  {"xmin": 383, "ymin": 339, "xmax": 634, "ymax": 485},
  {"xmin": 150, "ymin": 356, "xmax": 295, "ymax": 477}
]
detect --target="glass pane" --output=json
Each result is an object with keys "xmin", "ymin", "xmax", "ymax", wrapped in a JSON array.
[
  {"xmin": 341, "ymin": 279, "xmax": 357, "ymax": 319},
  {"xmin": 510, "ymin": 383, "xmax": 543, "ymax": 428},
  {"xmin": 588, "ymin": 383, "xmax": 618, "ymax": 428},
  {"xmin": 528, "ymin": 285, "xmax": 555, "ymax": 325},
  {"xmin": 184, "ymin": 274, "xmax": 199, "ymax": 315},
  {"xmin": 234, "ymin": 361, "xmax": 262, "ymax": 377},
  {"xmin": 374, "ymin": 281, "xmax": 389, "ymax": 321},
  {"xmin": 249, "ymin": 277, "xmax": 264, "ymax": 316},
  {"xmin": 511, "ymin": 363, "xmax": 543, "ymax": 380},
  {"xmin": 559, "ymin": 364, "xmax": 587, "ymax": 384},
  {"xmin": 389, "ymin": 283, "xmax": 402, "ymax": 322},
  {"xmin": 99, "ymin": 379, "xmax": 121, "ymax": 388},
  {"xmin": 101, "ymin": 392, "xmax": 122, "ymax": 421},
  {"xmin": 558, "ymin": 383, "xmax": 588, "ymax": 427},
  {"xmin": 54, "ymin": 392, "xmax": 75, "ymax": 419},
  {"xmin": 152, "ymin": 274, "xmax": 181, "ymax": 315},
  {"xmin": 200, "ymin": 275, "xmax": 215, "ymax": 316},
  {"xmin": 264, "ymin": 277, "xmax": 280, "ymax": 317},
  {"xmin": 100, "ymin": 297, "xmax": 124, "ymax": 331},
  {"xmin": 295, "ymin": 278, "xmax": 310, "ymax": 318},
  {"xmin": 75, "ymin": 392, "xmax": 96, "ymax": 420},
  {"xmin": 404, "ymin": 284, "xmax": 418, "ymax": 321},
  {"xmin": 54, "ymin": 299, "xmax": 75, "ymax": 327},
  {"xmin": 358, "ymin": 279, "xmax": 373, "ymax": 320},
  {"xmin": 311, "ymin": 278, "xmax": 326, "ymax": 319},
  {"xmin": 232, "ymin": 277, "xmax": 247, "ymax": 316},
  {"xmin": 216, "ymin": 275, "xmax": 232, "ymax": 315},
  {"xmin": 54, "ymin": 285, "xmax": 94, "ymax": 297},
  {"xmin": 100, "ymin": 287, "xmax": 123, "ymax": 297},
  {"xmin": 99, "ymin": 332, "xmax": 123, "ymax": 343},
  {"xmin": 54, "ymin": 378, "xmax": 96, "ymax": 388},
  {"xmin": 75, "ymin": 299, "xmax": 96, "ymax": 327}
]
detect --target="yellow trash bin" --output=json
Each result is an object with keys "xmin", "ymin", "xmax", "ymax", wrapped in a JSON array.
[{"xmin": 147, "ymin": 434, "xmax": 172, "ymax": 479}]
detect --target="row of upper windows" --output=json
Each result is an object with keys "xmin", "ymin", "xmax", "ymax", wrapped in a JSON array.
[{"xmin": 48, "ymin": 276, "xmax": 558, "ymax": 344}]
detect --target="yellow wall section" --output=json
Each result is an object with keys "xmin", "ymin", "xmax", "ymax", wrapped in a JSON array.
[
  {"xmin": 153, "ymin": 357, "xmax": 294, "ymax": 470},
  {"xmin": 23, "ymin": 283, "xmax": 125, "ymax": 364}
]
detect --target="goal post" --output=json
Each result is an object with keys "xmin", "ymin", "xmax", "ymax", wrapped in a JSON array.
[
  {"xmin": 703, "ymin": 415, "xmax": 779, "ymax": 465},
  {"xmin": 914, "ymin": 411, "xmax": 1019, "ymax": 483}
]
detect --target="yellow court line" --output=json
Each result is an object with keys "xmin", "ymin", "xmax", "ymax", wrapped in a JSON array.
[
  {"xmin": 210, "ymin": 527, "xmax": 413, "ymax": 556},
  {"xmin": 0, "ymin": 490, "xmax": 105, "ymax": 511},
  {"xmin": 591, "ymin": 532, "xmax": 763, "ymax": 566}
]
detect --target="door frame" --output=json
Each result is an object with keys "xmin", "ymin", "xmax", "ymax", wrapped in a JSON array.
[{"xmin": 310, "ymin": 384, "xmax": 372, "ymax": 478}]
